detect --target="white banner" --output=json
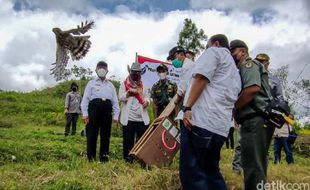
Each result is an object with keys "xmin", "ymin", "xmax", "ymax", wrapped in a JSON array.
[{"xmin": 138, "ymin": 55, "xmax": 181, "ymax": 89}]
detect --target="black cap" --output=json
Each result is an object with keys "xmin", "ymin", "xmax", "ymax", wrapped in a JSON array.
[
  {"xmin": 167, "ymin": 46, "xmax": 185, "ymax": 60},
  {"xmin": 156, "ymin": 64, "xmax": 168, "ymax": 72},
  {"xmin": 229, "ymin": 40, "xmax": 248, "ymax": 51},
  {"xmin": 71, "ymin": 82, "xmax": 78, "ymax": 89},
  {"xmin": 97, "ymin": 61, "xmax": 108, "ymax": 67}
]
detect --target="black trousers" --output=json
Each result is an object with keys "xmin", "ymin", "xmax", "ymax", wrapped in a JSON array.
[
  {"xmin": 122, "ymin": 121, "xmax": 147, "ymax": 162},
  {"xmin": 86, "ymin": 99, "xmax": 112, "ymax": 162},
  {"xmin": 226, "ymin": 127, "xmax": 234, "ymax": 149},
  {"xmin": 65, "ymin": 113, "xmax": 79, "ymax": 135}
]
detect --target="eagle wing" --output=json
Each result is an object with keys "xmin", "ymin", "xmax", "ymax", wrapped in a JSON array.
[
  {"xmin": 50, "ymin": 43, "xmax": 70, "ymax": 81},
  {"xmin": 69, "ymin": 20, "xmax": 94, "ymax": 35}
]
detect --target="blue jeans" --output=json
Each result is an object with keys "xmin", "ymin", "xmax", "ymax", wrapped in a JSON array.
[
  {"xmin": 274, "ymin": 137, "xmax": 294, "ymax": 164},
  {"xmin": 179, "ymin": 122, "xmax": 227, "ymax": 190}
]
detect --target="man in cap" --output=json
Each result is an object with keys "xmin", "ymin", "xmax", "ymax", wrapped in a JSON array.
[
  {"xmin": 81, "ymin": 61, "xmax": 120, "ymax": 162},
  {"xmin": 119, "ymin": 62, "xmax": 151, "ymax": 163},
  {"xmin": 167, "ymin": 46, "xmax": 194, "ymax": 104},
  {"xmin": 185, "ymin": 50, "xmax": 195, "ymax": 61},
  {"xmin": 230, "ymin": 40, "xmax": 272, "ymax": 189},
  {"xmin": 255, "ymin": 53, "xmax": 288, "ymax": 163},
  {"xmin": 64, "ymin": 82, "xmax": 82, "ymax": 136},
  {"xmin": 181, "ymin": 34, "xmax": 241, "ymax": 189},
  {"xmin": 151, "ymin": 64, "xmax": 177, "ymax": 117}
]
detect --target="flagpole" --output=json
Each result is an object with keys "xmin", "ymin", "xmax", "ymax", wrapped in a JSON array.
[{"xmin": 135, "ymin": 52, "xmax": 138, "ymax": 63}]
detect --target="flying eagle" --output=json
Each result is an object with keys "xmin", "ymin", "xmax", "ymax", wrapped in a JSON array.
[{"xmin": 51, "ymin": 20, "xmax": 94, "ymax": 81}]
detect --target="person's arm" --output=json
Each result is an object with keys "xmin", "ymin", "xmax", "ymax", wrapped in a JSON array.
[
  {"xmin": 150, "ymin": 87, "xmax": 157, "ymax": 117},
  {"xmin": 64, "ymin": 93, "xmax": 70, "ymax": 114},
  {"xmin": 143, "ymin": 88, "xmax": 151, "ymax": 108},
  {"xmin": 111, "ymin": 85, "xmax": 120, "ymax": 122},
  {"xmin": 184, "ymin": 74, "xmax": 209, "ymax": 108},
  {"xmin": 183, "ymin": 49, "xmax": 218, "ymax": 128},
  {"xmin": 235, "ymin": 85, "xmax": 260, "ymax": 110},
  {"xmin": 183, "ymin": 75, "xmax": 209, "ymax": 128},
  {"xmin": 177, "ymin": 59, "xmax": 193, "ymax": 97},
  {"xmin": 236, "ymin": 61, "xmax": 262, "ymax": 110},
  {"xmin": 119, "ymin": 82, "xmax": 128, "ymax": 103},
  {"xmin": 81, "ymin": 81, "xmax": 92, "ymax": 123},
  {"xmin": 152, "ymin": 102, "xmax": 157, "ymax": 118}
]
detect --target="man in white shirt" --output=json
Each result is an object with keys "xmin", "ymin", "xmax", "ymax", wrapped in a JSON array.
[
  {"xmin": 182, "ymin": 34, "xmax": 241, "ymax": 190},
  {"xmin": 81, "ymin": 61, "xmax": 120, "ymax": 162},
  {"xmin": 119, "ymin": 62, "xmax": 151, "ymax": 163}
]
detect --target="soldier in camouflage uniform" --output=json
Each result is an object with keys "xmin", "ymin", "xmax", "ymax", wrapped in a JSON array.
[
  {"xmin": 230, "ymin": 40, "xmax": 272, "ymax": 190},
  {"xmin": 151, "ymin": 64, "xmax": 177, "ymax": 117}
]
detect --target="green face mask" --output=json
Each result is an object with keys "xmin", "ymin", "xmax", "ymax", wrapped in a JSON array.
[{"xmin": 172, "ymin": 59, "xmax": 182, "ymax": 68}]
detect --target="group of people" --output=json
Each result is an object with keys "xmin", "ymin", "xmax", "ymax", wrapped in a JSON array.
[{"xmin": 63, "ymin": 34, "xmax": 295, "ymax": 190}]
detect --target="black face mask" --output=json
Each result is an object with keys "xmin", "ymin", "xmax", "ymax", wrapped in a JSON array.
[{"xmin": 72, "ymin": 87, "xmax": 77, "ymax": 92}]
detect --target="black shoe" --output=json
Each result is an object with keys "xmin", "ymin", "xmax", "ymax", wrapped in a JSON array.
[
  {"xmin": 99, "ymin": 155, "xmax": 109, "ymax": 163},
  {"xmin": 81, "ymin": 130, "xmax": 85, "ymax": 136},
  {"xmin": 64, "ymin": 133, "xmax": 69, "ymax": 137}
]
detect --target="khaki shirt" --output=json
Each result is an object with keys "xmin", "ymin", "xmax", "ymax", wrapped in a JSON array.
[{"xmin": 236, "ymin": 57, "xmax": 272, "ymax": 119}]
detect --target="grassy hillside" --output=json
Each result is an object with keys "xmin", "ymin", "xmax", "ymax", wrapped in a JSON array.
[{"xmin": 0, "ymin": 81, "xmax": 309, "ymax": 190}]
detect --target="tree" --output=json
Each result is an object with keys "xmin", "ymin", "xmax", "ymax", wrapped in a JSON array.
[
  {"xmin": 70, "ymin": 65, "xmax": 93, "ymax": 80},
  {"xmin": 177, "ymin": 18, "xmax": 207, "ymax": 55}
]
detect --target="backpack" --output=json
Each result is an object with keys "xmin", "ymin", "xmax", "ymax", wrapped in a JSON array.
[{"xmin": 250, "ymin": 60, "xmax": 288, "ymax": 128}]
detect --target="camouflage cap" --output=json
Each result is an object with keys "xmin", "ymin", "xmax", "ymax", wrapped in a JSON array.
[
  {"xmin": 229, "ymin": 40, "xmax": 248, "ymax": 51},
  {"xmin": 156, "ymin": 64, "xmax": 168, "ymax": 72},
  {"xmin": 256, "ymin": 53, "xmax": 270, "ymax": 62}
]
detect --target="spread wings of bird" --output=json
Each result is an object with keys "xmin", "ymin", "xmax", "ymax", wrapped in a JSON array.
[{"xmin": 51, "ymin": 20, "xmax": 94, "ymax": 81}]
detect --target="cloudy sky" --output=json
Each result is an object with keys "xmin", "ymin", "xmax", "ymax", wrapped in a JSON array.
[{"xmin": 0, "ymin": 0, "xmax": 310, "ymax": 93}]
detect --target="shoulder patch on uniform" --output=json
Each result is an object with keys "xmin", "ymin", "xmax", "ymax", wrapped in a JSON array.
[{"xmin": 245, "ymin": 62, "xmax": 253, "ymax": 68}]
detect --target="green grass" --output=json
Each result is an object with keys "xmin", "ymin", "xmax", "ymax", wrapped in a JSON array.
[
  {"xmin": 0, "ymin": 81, "xmax": 310, "ymax": 189},
  {"xmin": 0, "ymin": 124, "xmax": 309, "ymax": 190}
]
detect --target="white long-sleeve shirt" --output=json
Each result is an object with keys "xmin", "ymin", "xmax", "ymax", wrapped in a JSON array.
[
  {"xmin": 118, "ymin": 82, "xmax": 151, "ymax": 126},
  {"xmin": 177, "ymin": 58, "xmax": 194, "ymax": 96},
  {"xmin": 81, "ymin": 78, "xmax": 120, "ymax": 120}
]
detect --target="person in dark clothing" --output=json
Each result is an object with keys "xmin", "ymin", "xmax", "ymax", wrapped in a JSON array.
[{"xmin": 64, "ymin": 82, "xmax": 82, "ymax": 136}]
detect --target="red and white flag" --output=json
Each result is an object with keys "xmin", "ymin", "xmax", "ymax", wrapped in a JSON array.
[{"xmin": 137, "ymin": 55, "xmax": 181, "ymax": 89}]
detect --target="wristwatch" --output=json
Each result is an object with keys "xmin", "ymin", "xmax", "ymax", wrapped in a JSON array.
[{"xmin": 182, "ymin": 106, "xmax": 192, "ymax": 112}]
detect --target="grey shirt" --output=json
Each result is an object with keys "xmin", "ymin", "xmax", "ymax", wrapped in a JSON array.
[
  {"xmin": 65, "ymin": 91, "xmax": 82, "ymax": 113},
  {"xmin": 268, "ymin": 72, "xmax": 284, "ymax": 100}
]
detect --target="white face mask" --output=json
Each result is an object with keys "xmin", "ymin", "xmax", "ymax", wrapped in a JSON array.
[
  {"xmin": 96, "ymin": 68, "xmax": 107, "ymax": 78},
  {"xmin": 158, "ymin": 73, "xmax": 167, "ymax": 80}
]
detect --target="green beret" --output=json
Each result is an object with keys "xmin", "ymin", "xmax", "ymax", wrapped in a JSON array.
[
  {"xmin": 156, "ymin": 64, "xmax": 168, "ymax": 72},
  {"xmin": 229, "ymin": 40, "xmax": 248, "ymax": 51},
  {"xmin": 256, "ymin": 53, "xmax": 270, "ymax": 62}
]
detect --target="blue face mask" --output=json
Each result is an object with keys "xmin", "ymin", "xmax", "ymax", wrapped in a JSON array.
[{"xmin": 172, "ymin": 59, "xmax": 182, "ymax": 68}]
